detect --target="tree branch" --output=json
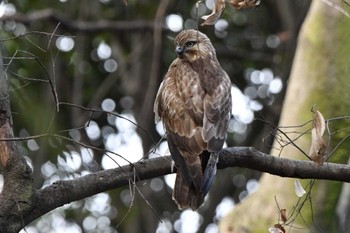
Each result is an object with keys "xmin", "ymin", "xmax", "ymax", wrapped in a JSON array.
[
  {"xmin": 0, "ymin": 9, "xmax": 168, "ymax": 33},
  {"xmin": 22, "ymin": 146, "xmax": 350, "ymax": 227},
  {"xmin": 219, "ymin": 147, "xmax": 350, "ymax": 182}
]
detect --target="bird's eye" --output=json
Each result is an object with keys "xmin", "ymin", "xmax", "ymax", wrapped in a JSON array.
[{"xmin": 185, "ymin": 41, "xmax": 197, "ymax": 47}]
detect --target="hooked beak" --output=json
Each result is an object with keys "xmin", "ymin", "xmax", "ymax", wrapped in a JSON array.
[{"xmin": 175, "ymin": 45, "xmax": 184, "ymax": 57}]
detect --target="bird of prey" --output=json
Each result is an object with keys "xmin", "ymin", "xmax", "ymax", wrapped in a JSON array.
[{"xmin": 154, "ymin": 29, "xmax": 232, "ymax": 210}]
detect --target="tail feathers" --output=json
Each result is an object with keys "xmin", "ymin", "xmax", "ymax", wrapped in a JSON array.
[
  {"xmin": 200, "ymin": 152, "xmax": 219, "ymax": 196},
  {"xmin": 173, "ymin": 170, "xmax": 204, "ymax": 210}
]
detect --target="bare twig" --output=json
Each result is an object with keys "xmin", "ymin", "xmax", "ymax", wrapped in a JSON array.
[
  {"xmin": 59, "ymin": 101, "xmax": 157, "ymax": 146},
  {"xmin": 0, "ymin": 30, "xmax": 74, "ymax": 42},
  {"xmin": 326, "ymin": 133, "xmax": 350, "ymax": 161},
  {"xmin": 5, "ymin": 50, "xmax": 59, "ymax": 112},
  {"xmin": 0, "ymin": 9, "xmax": 168, "ymax": 33},
  {"xmin": 342, "ymin": 0, "xmax": 350, "ymax": 7},
  {"xmin": 116, "ymin": 171, "xmax": 137, "ymax": 228},
  {"xmin": 256, "ymin": 118, "xmax": 310, "ymax": 159},
  {"xmin": 0, "ymin": 132, "xmax": 134, "ymax": 166},
  {"xmin": 321, "ymin": 0, "xmax": 350, "ymax": 19}
]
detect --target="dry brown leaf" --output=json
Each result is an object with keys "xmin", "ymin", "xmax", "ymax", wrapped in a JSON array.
[
  {"xmin": 309, "ymin": 110, "xmax": 327, "ymax": 166},
  {"xmin": 201, "ymin": 0, "xmax": 226, "ymax": 26},
  {"xmin": 268, "ymin": 227, "xmax": 283, "ymax": 233},
  {"xmin": 201, "ymin": 0, "xmax": 260, "ymax": 26},
  {"xmin": 228, "ymin": 0, "xmax": 260, "ymax": 9},
  {"xmin": 274, "ymin": 224, "xmax": 286, "ymax": 233},
  {"xmin": 280, "ymin": 209, "xmax": 287, "ymax": 223}
]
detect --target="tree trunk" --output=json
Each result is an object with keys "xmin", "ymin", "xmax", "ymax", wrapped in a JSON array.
[
  {"xmin": 0, "ymin": 47, "xmax": 34, "ymax": 233},
  {"xmin": 219, "ymin": 1, "xmax": 350, "ymax": 232}
]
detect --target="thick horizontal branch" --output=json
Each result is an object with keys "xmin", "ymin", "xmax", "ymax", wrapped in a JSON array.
[
  {"xmin": 219, "ymin": 147, "xmax": 350, "ymax": 182},
  {"xmin": 25, "ymin": 146, "xmax": 350, "ymax": 226},
  {"xmin": 0, "ymin": 9, "xmax": 167, "ymax": 33}
]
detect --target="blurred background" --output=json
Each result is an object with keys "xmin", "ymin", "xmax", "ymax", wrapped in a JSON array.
[{"xmin": 0, "ymin": 0, "xmax": 311, "ymax": 232}]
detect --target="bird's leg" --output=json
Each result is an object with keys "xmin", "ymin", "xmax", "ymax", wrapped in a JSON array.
[{"xmin": 200, "ymin": 152, "xmax": 219, "ymax": 196}]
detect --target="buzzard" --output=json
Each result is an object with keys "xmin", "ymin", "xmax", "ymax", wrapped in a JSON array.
[{"xmin": 154, "ymin": 29, "xmax": 232, "ymax": 210}]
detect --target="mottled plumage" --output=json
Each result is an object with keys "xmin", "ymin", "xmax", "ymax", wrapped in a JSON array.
[{"xmin": 154, "ymin": 29, "xmax": 232, "ymax": 210}]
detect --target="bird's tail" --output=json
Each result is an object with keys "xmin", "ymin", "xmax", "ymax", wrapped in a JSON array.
[
  {"xmin": 172, "ymin": 169, "xmax": 204, "ymax": 210},
  {"xmin": 201, "ymin": 152, "xmax": 219, "ymax": 196}
]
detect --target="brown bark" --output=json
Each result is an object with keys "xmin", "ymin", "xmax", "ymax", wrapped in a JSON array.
[{"xmin": 0, "ymin": 49, "xmax": 34, "ymax": 233}]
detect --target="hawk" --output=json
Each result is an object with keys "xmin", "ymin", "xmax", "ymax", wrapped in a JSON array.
[{"xmin": 154, "ymin": 29, "xmax": 232, "ymax": 210}]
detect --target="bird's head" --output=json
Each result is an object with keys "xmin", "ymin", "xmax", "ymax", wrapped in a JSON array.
[{"xmin": 174, "ymin": 29, "xmax": 215, "ymax": 62}]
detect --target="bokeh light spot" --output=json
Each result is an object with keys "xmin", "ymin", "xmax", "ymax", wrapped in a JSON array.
[
  {"xmin": 28, "ymin": 139, "xmax": 39, "ymax": 151},
  {"xmin": 104, "ymin": 59, "xmax": 118, "ymax": 73},
  {"xmin": 150, "ymin": 178, "xmax": 164, "ymax": 192},
  {"xmin": 269, "ymin": 78, "xmax": 283, "ymax": 94},
  {"xmin": 215, "ymin": 19, "xmax": 228, "ymax": 31},
  {"xmin": 101, "ymin": 98, "xmax": 116, "ymax": 112},
  {"xmin": 56, "ymin": 36, "xmax": 75, "ymax": 52},
  {"xmin": 85, "ymin": 121, "xmax": 101, "ymax": 140},
  {"xmin": 166, "ymin": 14, "xmax": 183, "ymax": 32},
  {"xmin": 215, "ymin": 197, "xmax": 235, "ymax": 220},
  {"xmin": 97, "ymin": 42, "xmax": 112, "ymax": 60}
]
